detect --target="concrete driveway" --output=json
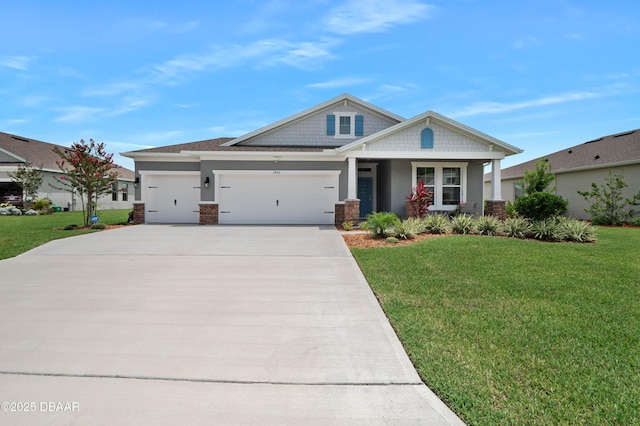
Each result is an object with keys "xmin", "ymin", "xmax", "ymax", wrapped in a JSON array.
[{"xmin": 0, "ymin": 225, "xmax": 463, "ymax": 425}]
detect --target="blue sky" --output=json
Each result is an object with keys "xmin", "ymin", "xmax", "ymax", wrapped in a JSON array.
[{"xmin": 1, "ymin": 0, "xmax": 639, "ymax": 170}]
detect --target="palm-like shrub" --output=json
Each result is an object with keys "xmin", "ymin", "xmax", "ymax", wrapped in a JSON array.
[
  {"xmin": 476, "ymin": 215, "xmax": 502, "ymax": 236},
  {"xmin": 394, "ymin": 217, "xmax": 425, "ymax": 239},
  {"xmin": 423, "ymin": 214, "xmax": 450, "ymax": 234},
  {"xmin": 557, "ymin": 217, "xmax": 597, "ymax": 242},
  {"xmin": 451, "ymin": 214, "xmax": 475, "ymax": 235},
  {"xmin": 528, "ymin": 218, "xmax": 566, "ymax": 241},
  {"xmin": 363, "ymin": 212, "xmax": 401, "ymax": 238},
  {"xmin": 501, "ymin": 217, "xmax": 531, "ymax": 238}
]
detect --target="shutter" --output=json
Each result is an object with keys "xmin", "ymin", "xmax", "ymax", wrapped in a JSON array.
[
  {"xmin": 421, "ymin": 128, "xmax": 434, "ymax": 149},
  {"xmin": 326, "ymin": 115, "xmax": 336, "ymax": 136},
  {"xmin": 355, "ymin": 115, "xmax": 364, "ymax": 136}
]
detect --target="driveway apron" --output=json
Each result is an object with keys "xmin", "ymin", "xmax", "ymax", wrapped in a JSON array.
[{"xmin": 0, "ymin": 225, "xmax": 464, "ymax": 425}]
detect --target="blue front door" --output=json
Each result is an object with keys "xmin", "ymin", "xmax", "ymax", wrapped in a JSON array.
[{"xmin": 358, "ymin": 177, "xmax": 373, "ymax": 219}]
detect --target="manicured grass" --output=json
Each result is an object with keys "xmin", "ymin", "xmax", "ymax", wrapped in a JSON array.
[
  {"xmin": 0, "ymin": 210, "xmax": 130, "ymax": 260},
  {"xmin": 352, "ymin": 227, "xmax": 640, "ymax": 425}
]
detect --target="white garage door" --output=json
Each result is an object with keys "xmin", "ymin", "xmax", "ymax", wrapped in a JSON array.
[
  {"xmin": 144, "ymin": 173, "xmax": 200, "ymax": 223},
  {"xmin": 217, "ymin": 171, "xmax": 339, "ymax": 225}
]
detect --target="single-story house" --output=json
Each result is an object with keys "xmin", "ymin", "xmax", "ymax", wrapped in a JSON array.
[
  {"xmin": 122, "ymin": 94, "xmax": 523, "ymax": 225},
  {"xmin": 0, "ymin": 131, "xmax": 135, "ymax": 211},
  {"xmin": 484, "ymin": 128, "xmax": 640, "ymax": 220}
]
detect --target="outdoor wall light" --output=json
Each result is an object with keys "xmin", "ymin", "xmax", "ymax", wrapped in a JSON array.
[
  {"xmin": 134, "ymin": 177, "xmax": 140, "ymax": 188},
  {"xmin": 204, "ymin": 176, "xmax": 210, "ymax": 188}
]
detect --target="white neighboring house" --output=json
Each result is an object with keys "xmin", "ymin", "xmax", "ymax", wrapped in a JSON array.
[
  {"xmin": 0, "ymin": 131, "xmax": 135, "ymax": 211},
  {"xmin": 484, "ymin": 129, "xmax": 640, "ymax": 220}
]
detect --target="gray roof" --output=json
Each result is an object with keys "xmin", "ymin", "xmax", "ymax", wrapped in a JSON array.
[
  {"xmin": 128, "ymin": 137, "xmax": 331, "ymax": 154},
  {"xmin": 0, "ymin": 131, "xmax": 134, "ymax": 180},
  {"xmin": 498, "ymin": 129, "xmax": 640, "ymax": 179}
]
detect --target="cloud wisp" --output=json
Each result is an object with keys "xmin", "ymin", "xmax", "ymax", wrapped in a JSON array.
[
  {"xmin": 324, "ymin": 0, "xmax": 434, "ymax": 35},
  {"xmin": 0, "ymin": 56, "xmax": 36, "ymax": 71},
  {"xmin": 307, "ymin": 77, "xmax": 370, "ymax": 89}
]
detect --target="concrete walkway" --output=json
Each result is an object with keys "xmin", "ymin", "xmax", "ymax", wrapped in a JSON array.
[{"xmin": 0, "ymin": 225, "xmax": 464, "ymax": 425}]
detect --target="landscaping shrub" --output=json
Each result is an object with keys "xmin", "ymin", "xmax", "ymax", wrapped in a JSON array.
[
  {"xmin": 90, "ymin": 223, "xmax": 106, "ymax": 230},
  {"xmin": 578, "ymin": 170, "xmax": 640, "ymax": 225},
  {"xmin": 514, "ymin": 192, "xmax": 568, "ymax": 221},
  {"xmin": 363, "ymin": 212, "xmax": 401, "ymax": 238},
  {"xmin": 528, "ymin": 218, "xmax": 566, "ymax": 241},
  {"xmin": 63, "ymin": 224, "xmax": 78, "ymax": 231},
  {"xmin": 451, "ymin": 214, "xmax": 475, "ymax": 235},
  {"xmin": 630, "ymin": 217, "xmax": 640, "ymax": 227},
  {"xmin": 394, "ymin": 217, "xmax": 425, "ymax": 240},
  {"xmin": 505, "ymin": 200, "xmax": 518, "ymax": 218},
  {"xmin": 476, "ymin": 215, "xmax": 502, "ymax": 236},
  {"xmin": 341, "ymin": 221, "xmax": 355, "ymax": 231},
  {"xmin": 32, "ymin": 198, "xmax": 51, "ymax": 211},
  {"xmin": 557, "ymin": 217, "xmax": 597, "ymax": 243},
  {"xmin": 406, "ymin": 180, "xmax": 433, "ymax": 218},
  {"xmin": 385, "ymin": 236, "xmax": 399, "ymax": 244},
  {"xmin": 501, "ymin": 217, "xmax": 531, "ymax": 239},
  {"xmin": 423, "ymin": 213, "xmax": 449, "ymax": 234}
]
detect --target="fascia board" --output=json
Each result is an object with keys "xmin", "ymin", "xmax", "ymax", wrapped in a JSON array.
[{"xmin": 345, "ymin": 151, "xmax": 507, "ymax": 160}]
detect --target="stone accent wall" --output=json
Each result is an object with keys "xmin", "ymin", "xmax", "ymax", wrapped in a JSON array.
[
  {"xmin": 344, "ymin": 199, "xmax": 360, "ymax": 224},
  {"xmin": 334, "ymin": 203, "xmax": 345, "ymax": 225},
  {"xmin": 199, "ymin": 203, "xmax": 218, "ymax": 225},
  {"xmin": 485, "ymin": 200, "xmax": 506, "ymax": 220},
  {"xmin": 132, "ymin": 203, "xmax": 145, "ymax": 224}
]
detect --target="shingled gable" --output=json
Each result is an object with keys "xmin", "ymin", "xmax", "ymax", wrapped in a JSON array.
[
  {"xmin": 337, "ymin": 110, "xmax": 523, "ymax": 156},
  {"xmin": 221, "ymin": 93, "xmax": 405, "ymax": 147}
]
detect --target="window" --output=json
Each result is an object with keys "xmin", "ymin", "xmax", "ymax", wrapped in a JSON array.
[
  {"xmin": 111, "ymin": 183, "xmax": 118, "ymax": 201},
  {"xmin": 412, "ymin": 162, "xmax": 468, "ymax": 210},
  {"xmin": 420, "ymin": 128, "xmax": 434, "ymax": 149},
  {"xmin": 122, "ymin": 184, "xmax": 128, "ymax": 202},
  {"xmin": 327, "ymin": 113, "xmax": 364, "ymax": 138},
  {"xmin": 514, "ymin": 182, "xmax": 523, "ymax": 199}
]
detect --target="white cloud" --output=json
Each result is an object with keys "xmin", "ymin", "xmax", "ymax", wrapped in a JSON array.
[
  {"xmin": 324, "ymin": 0, "xmax": 434, "ymax": 35},
  {"xmin": 0, "ymin": 56, "xmax": 36, "ymax": 70},
  {"xmin": 450, "ymin": 90, "xmax": 606, "ymax": 118},
  {"xmin": 83, "ymin": 81, "xmax": 143, "ymax": 97},
  {"xmin": 307, "ymin": 77, "xmax": 369, "ymax": 89},
  {"xmin": 54, "ymin": 106, "xmax": 104, "ymax": 122}
]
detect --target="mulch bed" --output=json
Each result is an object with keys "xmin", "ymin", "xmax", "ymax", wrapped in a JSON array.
[{"xmin": 341, "ymin": 231, "xmax": 446, "ymax": 249}]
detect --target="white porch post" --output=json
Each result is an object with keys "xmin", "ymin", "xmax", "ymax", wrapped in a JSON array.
[
  {"xmin": 490, "ymin": 159, "xmax": 502, "ymax": 200},
  {"xmin": 347, "ymin": 157, "xmax": 357, "ymax": 199}
]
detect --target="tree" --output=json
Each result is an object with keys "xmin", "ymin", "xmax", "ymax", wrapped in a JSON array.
[
  {"xmin": 522, "ymin": 158, "xmax": 556, "ymax": 195},
  {"xmin": 8, "ymin": 161, "xmax": 43, "ymax": 206},
  {"xmin": 578, "ymin": 170, "xmax": 640, "ymax": 225},
  {"xmin": 52, "ymin": 139, "xmax": 119, "ymax": 226}
]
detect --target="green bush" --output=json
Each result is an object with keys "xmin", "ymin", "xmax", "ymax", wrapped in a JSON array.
[
  {"xmin": 341, "ymin": 221, "xmax": 355, "ymax": 231},
  {"xmin": 501, "ymin": 217, "xmax": 531, "ymax": 239},
  {"xmin": 514, "ymin": 192, "xmax": 568, "ymax": 221},
  {"xmin": 394, "ymin": 217, "xmax": 425, "ymax": 240},
  {"xmin": 63, "ymin": 224, "xmax": 78, "ymax": 231},
  {"xmin": 578, "ymin": 170, "xmax": 640, "ymax": 225},
  {"xmin": 505, "ymin": 200, "xmax": 518, "ymax": 218},
  {"xmin": 90, "ymin": 223, "xmax": 106, "ymax": 230},
  {"xmin": 451, "ymin": 214, "xmax": 475, "ymax": 235},
  {"xmin": 32, "ymin": 198, "xmax": 52, "ymax": 212},
  {"xmin": 476, "ymin": 215, "xmax": 502, "ymax": 236},
  {"xmin": 423, "ymin": 214, "xmax": 450, "ymax": 234},
  {"xmin": 385, "ymin": 236, "xmax": 399, "ymax": 244},
  {"xmin": 557, "ymin": 217, "xmax": 597, "ymax": 243},
  {"xmin": 528, "ymin": 219, "xmax": 565, "ymax": 241},
  {"xmin": 363, "ymin": 212, "xmax": 401, "ymax": 238},
  {"xmin": 630, "ymin": 217, "xmax": 640, "ymax": 226}
]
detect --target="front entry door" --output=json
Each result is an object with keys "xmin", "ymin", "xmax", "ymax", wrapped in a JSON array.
[{"xmin": 358, "ymin": 177, "xmax": 373, "ymax": 219}]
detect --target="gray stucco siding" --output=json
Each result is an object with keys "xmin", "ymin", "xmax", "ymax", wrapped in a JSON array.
[
  {"xmin": 203, "ymin": 160, "xmax": 349, "ymax": 201},
  {"xmin": 366, "ymin": 121, "xmax": 494, "ymax": 152},
  {"xmin": 242, "ymin": 105, "xmax": 397, "ymax": 147}
]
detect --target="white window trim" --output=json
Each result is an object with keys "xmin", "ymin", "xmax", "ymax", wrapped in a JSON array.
[
  {"xmin": 411, "ymin": 162, "xmax": 468, "ymax": 211},
  {"xmin": 333, "ymin": 112, "xmax": 356, "ymax": 139}
]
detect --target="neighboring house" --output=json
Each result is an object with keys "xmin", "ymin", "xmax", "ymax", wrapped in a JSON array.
[
  {"xmin": 484, "ymin": 129, "xmax": 640, "ymax": 220},
  {"xmin": 123, "ymin": 94, "xmax": 522, "ymax": 225},
  {"xmin": 0, "ymin": 132, "xmax": 135, "ymax": 211}
]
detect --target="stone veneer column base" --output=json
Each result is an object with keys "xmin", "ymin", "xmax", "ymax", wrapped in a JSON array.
[
  {"xmin": 485, "ymin": 200, "xmax": 506, "ymax": 220},
  {"xmin": 199, "ymin": 203, "xmax": 219, "ymax": 225},
  {"xmin": 344, "ymin": 199, "xmax": 360, "ymax": 224},
  {"xmin": 132, "ymin": 203, "xmax": 145, "ymax": 224},
  {"xmin": 334, "ymin": 203, "xmax": 345, "ymax": 226}
]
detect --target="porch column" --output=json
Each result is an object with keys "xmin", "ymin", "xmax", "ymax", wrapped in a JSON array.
[
  {"xmin": 486, "ymin": 159, "xmax": 506, "ymax": 219},
  {"xmin": 490, "ymin": 159, "xmax": 502, "ymax": 200},
  {"xmin": 347, "ymin": 157, "xmax": 357, "ymax": 199}
]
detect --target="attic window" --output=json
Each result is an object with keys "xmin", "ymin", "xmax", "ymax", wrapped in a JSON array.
[
  {"xmin": 327, "ymin": 113, "xmax": 364, "ymax": 138},
  {"xmin": 11, "ymin": 136, "xmax": 29, "ymax": 142},
  {"xmin": 420, "ymin": 128, "xmax": 434, "ymax": 149}
]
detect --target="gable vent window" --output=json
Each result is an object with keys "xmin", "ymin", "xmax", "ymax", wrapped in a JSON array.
[
  {"xmin": 421, "ymin": 128, "xmax": 434, "ymax": 149},
  {"xmin": 327, "ymin": 113, "xmax": 364, "ymax": 138}
]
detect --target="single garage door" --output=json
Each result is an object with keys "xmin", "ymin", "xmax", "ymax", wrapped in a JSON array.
[
  {"xmin": 143, "ymin": 173, "xmax": 200, "ymax": 223},
  {"xmin": 217, "ymin": 171, "xmax": 340, "ymax": 225}
]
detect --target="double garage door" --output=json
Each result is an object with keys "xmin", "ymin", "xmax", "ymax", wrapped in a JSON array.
[
  {"xmin": 144, "ymin": 171, "xmax": 339, "ymax": 225},
  {"xmin": 217, "ymin": 171, "xmax": 339, "ymax": 225}
]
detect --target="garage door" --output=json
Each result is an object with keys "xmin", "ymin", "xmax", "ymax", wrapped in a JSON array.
[
  {"xmin": 144, "ymin": 173, "xmax": 200, "ymax": 223},
  {"xmin": 217, "ymin": 171, "xmax": 339, "ymax": 225}
]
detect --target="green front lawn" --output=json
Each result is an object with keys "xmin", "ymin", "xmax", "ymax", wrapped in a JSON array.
[
  {"xmin": 0, "ymin": 210, "xmax": 130, "ymax": 260},
  {"xmin": 352, "ymin": 227, "xmax": 640, "ymax": 425}
]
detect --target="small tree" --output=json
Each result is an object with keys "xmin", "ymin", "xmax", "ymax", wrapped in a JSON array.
[
  {"xmin": 406, "ymin": 180, "xmax": 433, "ymax": 218},
  {"xmin": 8, "ymin": 161, "xmax": 43, "ymax": 207},
  {"xmin": 52, "ymin": 139, "xmax": 119, "ymax": 226},
  {"xmin": 522, "ymin": 158, "xmax": 556, "ymax": 195},
  {"xmin": 578, "ymin": 170, "xmax": 640, "ymax": 225}
]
